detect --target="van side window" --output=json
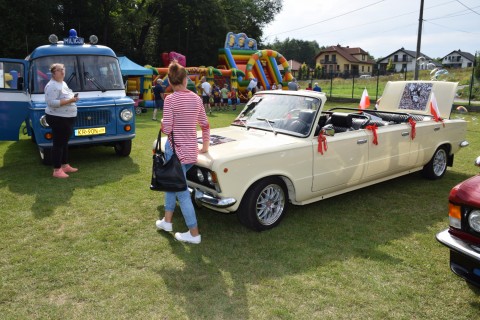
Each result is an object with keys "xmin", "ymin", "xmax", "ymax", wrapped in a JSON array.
[{"xmin": 0, "ymin": 62, "xmax": 24, "ymax": 91}]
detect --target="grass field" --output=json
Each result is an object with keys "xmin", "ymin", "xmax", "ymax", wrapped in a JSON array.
[{"xmin": 1, "ymin": 102, "xmax": 480, "ymax": 319}]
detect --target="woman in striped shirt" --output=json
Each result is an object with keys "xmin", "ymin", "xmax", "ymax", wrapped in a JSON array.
[{"xmin": 156, "ymin": 61, "xmax": 210, "ymax": 244}]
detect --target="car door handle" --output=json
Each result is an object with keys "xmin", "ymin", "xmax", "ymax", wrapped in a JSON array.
[
  {"xmin": 401, "ymin": 132, "xmax": 409, "ymax": 136},
  {"xmin": 357, "ymin": 139, "xmax": 368, "ymax": 144}
]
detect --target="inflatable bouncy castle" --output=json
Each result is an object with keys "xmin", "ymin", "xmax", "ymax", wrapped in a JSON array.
[{"xmin": 218, "ymin": 32, "xmax": 293, "ymax": 92}]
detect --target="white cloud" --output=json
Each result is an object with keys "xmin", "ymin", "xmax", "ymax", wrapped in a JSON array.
[{"xmin": 262, "ymin": 0, "xmax": 480, "ymax": 59}]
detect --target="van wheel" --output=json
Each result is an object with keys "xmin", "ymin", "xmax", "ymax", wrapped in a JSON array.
[
  {"xmin": 237, "ymin": 177, "xmax": 287, "ymax": 231},
  {"xmin": 114, "ymin": 140, "xmax": 132, "ymax": 156},
  {"xmin": 38, "ymin": 147, "xmax": 52, "ymax": 165},
  {"xmin": 422, "ymin": 146, "xmax": 448, "ymax": 179}
]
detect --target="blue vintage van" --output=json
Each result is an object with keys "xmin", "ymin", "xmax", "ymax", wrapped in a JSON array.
[{"xmin": 0, "ymin": 29, "xmax": 135, "ymax": 164}]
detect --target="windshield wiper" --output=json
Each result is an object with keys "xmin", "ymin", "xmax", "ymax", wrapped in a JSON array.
[
  {"xmin": 256, "ymin": 117, "xmax": 277, "ymax": 135},
  {"xmin": 66, "ymin": 72, "xmax": 76, "ymax": 86},
  {"xmin": 84, "ymin": 71, "xmax": 106, "ymax": 92}
]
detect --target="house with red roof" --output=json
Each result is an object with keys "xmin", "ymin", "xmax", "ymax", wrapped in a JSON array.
[{"xmin": 314, "ymin": 44, "xmax": 375, "ymax": 78}]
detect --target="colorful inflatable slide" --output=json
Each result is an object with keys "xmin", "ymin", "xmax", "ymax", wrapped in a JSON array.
[{"xmin": 218, "ymin": 32, "xmax": 293, "ymax": 91}]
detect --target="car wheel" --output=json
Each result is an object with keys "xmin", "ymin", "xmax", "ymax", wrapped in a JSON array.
[
  {"xmin": 38, "ymin": 147, "xmax": 52, "ymax": 165},
  {"xmin": 422, "ymin": 146, "xmax": 448, "ymax": 179},
  {"xmin": 237, "ymin": 177, "xmax": 288, "ymax": 231},
  {"xmin": 114, "ymin": 140, "xmax": 132, "ymax": 156}
]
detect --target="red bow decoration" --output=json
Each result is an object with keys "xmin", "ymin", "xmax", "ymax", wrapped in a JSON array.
[
  {"xmin": 317, "ymin": 131, "xmax": 328, "ymax": 155},
  {"xmin": 365, "ymin": 124, "xmax": 378, "ymax": 145},
  {"xmin": 408, "ymin": 117, "xmax": 416, "ymax": 140}
]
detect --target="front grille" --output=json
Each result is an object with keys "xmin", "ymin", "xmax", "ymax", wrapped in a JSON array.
[{"xmin": 75, "ymin": 110, "xmax": 111, "ymax": 127}]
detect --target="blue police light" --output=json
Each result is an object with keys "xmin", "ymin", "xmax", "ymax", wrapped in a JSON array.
[{"xmin": 63, "ymin": 29, "xmax": 84, "ymax": 45}]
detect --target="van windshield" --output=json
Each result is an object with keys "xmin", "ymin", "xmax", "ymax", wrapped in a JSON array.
[{"xmin": 31, "ymin": 55, "xmax": 124, "ymax": 94}]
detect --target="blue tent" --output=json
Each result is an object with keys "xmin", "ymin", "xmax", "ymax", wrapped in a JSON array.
[{"xmin": 118, "ymin": 56, "xmax": 153, "ymax": 76}]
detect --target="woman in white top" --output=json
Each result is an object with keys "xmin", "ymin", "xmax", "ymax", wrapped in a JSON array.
[{"xmin": 44, "ymin": 63, "xmax": 79, "ymax": 178}]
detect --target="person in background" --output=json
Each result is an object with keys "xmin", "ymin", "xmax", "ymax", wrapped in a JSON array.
[
  {"xmin": 200, "ymin": 76, "xmax": 212, "ymax": 115},
  {"xmin": 220, "ymin": 83, "xmax": 229, "ymax": 110},
  {"xmin": 156, "ymin": 61, "xmax": 210, "ymax": 244},
  {"xmin": 288, "ymin": 77, "xmax": 299, "ymax": 91},
  {"xmin": 306, "ymin": 83, "xmax": 313, "ymax": 90},
  {"xmin": 44, "ymin": 63, "xmax": 79, "ymax": 179},
  {"xmin": 229, "ymin": 87, "xmax": 238, "ymax": 111},
  {"xmin": 212, "ymin": 84, "xmax": 222, "ymax": 111},
  {"xmin": 152, "ymin": 78, "xmax": 165, "ymax": 121},
  {"xmin": 313, "ymin": 82, "xmax": 322, "ymax": 92}
]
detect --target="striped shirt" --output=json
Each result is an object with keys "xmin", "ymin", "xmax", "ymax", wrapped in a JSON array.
[{"xmin": 162, "ymin": 90, "xmax": 210, "ymax": 164}]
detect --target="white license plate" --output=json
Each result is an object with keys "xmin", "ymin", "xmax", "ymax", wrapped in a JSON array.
[{"xmin": 75, "ymin": 127, "xmax": 106, "ymax": 136}]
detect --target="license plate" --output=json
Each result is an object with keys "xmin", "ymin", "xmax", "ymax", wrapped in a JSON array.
[{"xmin": 75, "ymin": 127, "xmax": 106, "ymax": 136}]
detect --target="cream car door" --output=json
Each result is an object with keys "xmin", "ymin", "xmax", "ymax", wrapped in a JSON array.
[
  {"xmin": 312, "ymin": 130, "xmax": 368, "ymax": 192},
  {"xmin": 363, "ymin": 124, "xmax": 412, "ymax": 180}
]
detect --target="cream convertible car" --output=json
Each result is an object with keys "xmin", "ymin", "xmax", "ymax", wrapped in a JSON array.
[{"xmin": 185, "ymin": 81, "xmax": 468, "ymax": 231}]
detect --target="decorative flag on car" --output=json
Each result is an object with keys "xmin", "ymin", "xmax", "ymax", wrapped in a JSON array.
[
  {"xmin": 359, "ymin": 88, "xmax": 370, "ymax": 110},
  {"xmin": 429, "ymin": 92, "xmax": 441, "ymax": 122}
]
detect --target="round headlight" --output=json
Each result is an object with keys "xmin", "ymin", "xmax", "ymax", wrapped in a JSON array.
[
  {"xmin": 207, "ymin": 172, "xmax": 214, "ymax": 185},
  {"xmin": 196, "ymin": 168, "xmax": 204, "ymax": 182},
  {"xmin": 120, "ymin": 109, "xmax": 133, "ymax": 121},
  {"xmin": 468, "ymin": 210, "xmax": 480, "ymax": 233},
  {"xmin": 39, "ymin": 115, "xmax": 49, "ymax": 127},
  {"xmin": 48, "ymin": 34, "xmax": 58, "ymax": 44},
  {"xmin": 89, "ymin": 35, "xmax": 99, "ymax": 45}
]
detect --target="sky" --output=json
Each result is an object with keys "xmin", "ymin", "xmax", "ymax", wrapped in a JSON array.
[{"xmin": 262, "ymin": 0, "xmax": 480, "ymax": 60}]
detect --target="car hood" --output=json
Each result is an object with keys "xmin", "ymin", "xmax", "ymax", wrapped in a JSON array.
[
  {"xmin": 196, "ymin": 126, "xmax": 300, "ymax": 167},
  {"xmin": 378, "ymin": 81, "xmax": 457, "ymax": 119},
  {"xmin": 449, "ymin": 174, "xmax": 480, "ymax": 208}
]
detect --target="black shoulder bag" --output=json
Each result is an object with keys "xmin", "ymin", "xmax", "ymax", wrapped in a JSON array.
[{"xmin": 150, "ymin": 130, "xmax": 187, "ymax": 192}]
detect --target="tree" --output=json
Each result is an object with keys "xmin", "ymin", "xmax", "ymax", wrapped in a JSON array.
[
  {"xmin": 267, "ymin": 38, "xmax": 320, "ymax": 68},
  {"xmin": 0, "ymin": 0, "xmax": 283, "ymax": 68},
  {"xmin": 386, "ymin": 58, "xmax": 395, "ymax": 72}
]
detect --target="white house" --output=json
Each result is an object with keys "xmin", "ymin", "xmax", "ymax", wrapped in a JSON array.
[
  {"xmin": 377, "ymin": 47, "xmax": 440, "ymax": 73},
  {"xmin": 442, "ymin": 50, "xmax": 475, "ymax": 68}
]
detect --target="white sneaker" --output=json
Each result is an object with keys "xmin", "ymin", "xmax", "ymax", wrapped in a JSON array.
[
  {"xmin": 174, "ymin": 231, "xmax": 201, "ymax": 244},
  {"xmin": 156, "ymin": 218, "xmax": 173, "ymax": 232}
]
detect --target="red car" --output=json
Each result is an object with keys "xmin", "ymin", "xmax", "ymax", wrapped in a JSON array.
[{"xmin": 437, "ymin": 156, "xmax": 480, "ymax": 288}]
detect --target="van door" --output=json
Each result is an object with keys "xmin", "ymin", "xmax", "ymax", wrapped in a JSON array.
[{"xmin": 0, "ymin": 59, "xmax": 30, "ymax": 141}]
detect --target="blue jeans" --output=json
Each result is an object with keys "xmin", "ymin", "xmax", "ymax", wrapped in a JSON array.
[{"xmin": 164, "ymin": 141, "xmax": 197, "ymax": 229}]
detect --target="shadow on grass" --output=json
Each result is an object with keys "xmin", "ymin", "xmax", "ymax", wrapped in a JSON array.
[
  {"xmin": 0, "ymin": 139, "xmax": 139, "ymax": 219},
  {"xmin": 151, "ymin": 169, "xmax": 477, "ymax": 318}
]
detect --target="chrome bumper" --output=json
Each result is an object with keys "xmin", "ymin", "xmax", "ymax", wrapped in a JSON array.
[
  {"xmin": 189, "ymin": 188, "xmax": 237, "ymax": 209},
  {"xmin": 436, "ymin": 229, "xmax": 480, "ymax": 261}
]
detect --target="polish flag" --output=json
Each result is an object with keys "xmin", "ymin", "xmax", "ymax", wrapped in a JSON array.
[
  {"xmin": 359, "ymin": 88, "xmax": 370, "ymax": 110},
  {"xmin": 429, "ymin": 92, "xmax": 441, "ymax": 122}
]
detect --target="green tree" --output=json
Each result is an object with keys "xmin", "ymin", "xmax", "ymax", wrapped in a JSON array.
[
  {"xmin": 267, "ymin": 38, "xmax": 320, "ymax": 68},
  {"xmin": 386, "ymin": 58, "xmax": 395, "ymax": 72},
  {"xmin": 0, "ymin": 0, "xmax": 283, "ymax": 68}
]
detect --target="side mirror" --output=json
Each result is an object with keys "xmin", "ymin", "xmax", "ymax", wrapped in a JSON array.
[{"xmin": 322, "ymin": 124, "xmax": 335, "ymax": 137}]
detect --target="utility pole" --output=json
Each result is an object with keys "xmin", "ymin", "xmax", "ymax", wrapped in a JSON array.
[{"xmin": 414, "ymin": 0, "xmax": 424, "ymax": 80}]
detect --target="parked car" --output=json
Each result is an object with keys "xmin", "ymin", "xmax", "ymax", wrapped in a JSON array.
[
  {"xmin": 436, "ymin": 156, "xmax": 480, "ymax": 288},
  {"xmin": 359, "ymin": 74, "xmax": 372, "ymax": 79},
  {"xmin": 169, "ymin": 81, "xmax": 468, "ymax": 231}
]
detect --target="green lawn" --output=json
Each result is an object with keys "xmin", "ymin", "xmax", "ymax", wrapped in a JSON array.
[{"xmin": 1, "ymin": 104, "xmax": 479, "ymax": 319}]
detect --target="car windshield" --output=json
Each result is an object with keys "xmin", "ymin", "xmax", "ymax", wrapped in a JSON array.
[
  {"xmin": 232, "ymin": 93, "xmax": 321, "ymax": 136},
  {"xmin": 30, "ymin": 55, "xmax": 124, "ymax": 94}
]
